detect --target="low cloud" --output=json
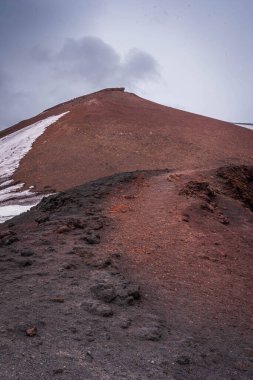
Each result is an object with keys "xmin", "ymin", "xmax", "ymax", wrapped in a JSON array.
[
  {"xmin": 55, "ymin": 37, "xmax": 121, "ymax": 86},
  {"xmin": 0, "ymin": 67, "xmax": 38, "ymax": 129},
  {"xmin": 0, "ymin": 36, "xmax": 158, "ymax": 129},
  {"xmin": 123, "ymin": 49, "xmax": 158, "ymax": 82},
  {"xmin": 54, "ymin": 36, "xmax": 158, "ymax": 88}
]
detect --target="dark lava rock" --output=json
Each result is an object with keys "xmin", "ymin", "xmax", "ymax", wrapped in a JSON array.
[
  {"xmin": 49, "ymin": 297, "xmax": 65, "ymax": 303},
  {"xmin": 39, "ymin": 194, "xmax": 72, "ymax": 212},
  {"xmin": 90, "ymin": 283, "xmax": 117, "ymax": 303},
  {"xmin": 133, "ymin": 322, "xmax": 162, "ymax": 341},
  {"xmin": 176, "ymin": 355, "xmax": 191, "ymax": 365},
  {"xmin": 18, "ymin": 260, "xmax": 33, "ymax": 267},
  {"xmin": 26, "ymin": 326, "xmax": 38, "ymax": 337},
  {"xmin": 217, "ymin": 165, "xmax": 253, "ymax": 211},
  {"xmin": 6, "ymin": 237, "xmax": 19, "ymax": 246},
  {"xmin": 89, "ymin": 220, "xmax": 104, "ymax": 230},
  {"xmin": 82, "ymin": 299, "xmax": 113, "ymax": 317},
  {"xmin": 57, "ymin": 226, "xmax": 70, "ymax": 234},
  {"xmin": 201, "ymin": 202, "xmax": 215, "ymax": 212},
  {"xmin": 62, "ymin": 263, "xmax": 77, "ymax": 270},
  {"xmin": 179, "ymin": 181, "xmax": 216, "ymax": 202},
  {"xmin": 90, "ymin": 272, "xmax": 141, "ymax": 306},
  {"xmin": 20, "ymin": 249, "xmax": 34, "ymax": 257},
  {"xmin": 53, "ymin": 369, "xmax": 64, "ymax": 375},
  {"xmin": 182, "ymin": 213, "xmax": 189, "ymax": 222},
  {"xmin": 119, "ymin": 318, "xmax": 132, "ymax": 329},
  {"xmin": 66, "ymin": 218, "xmax": 86, "ymax": 230},
  {"xmin": 83, "ymin": 234, "xmax": 100, "ymax": 245},
  {"xmin": 0, "ymin": 231, "xmax": 18, "ymax": 246},
  {"xmin": 218, "ymin": 214, "xmax": 230, "ymax": 225},
  {"xmin": 114, "ymin": 284, "xmax": 141, "ymax": 306},
  {"xmin": 35, "ymin": 215, "xmax": 49, "ymax": 224},
  {"xmin": 98, "ymin": 258, "xmax": 112, "ymax": 269},
  {"xmin": 0, "ymin": 230, "xmax": 15, "ymax": 239}
]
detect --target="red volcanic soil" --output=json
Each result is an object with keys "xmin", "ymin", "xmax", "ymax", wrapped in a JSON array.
[
  {"xmin": 0, "ymin": 166, "xmax": 252, "ymax": 379},
  {"xmin": 1, "ymin": 90, "xmax": 253, "ymax": 379},
  {"xmin": 0, "ymin": 88, "xmax": 252, "ymax": 191}
]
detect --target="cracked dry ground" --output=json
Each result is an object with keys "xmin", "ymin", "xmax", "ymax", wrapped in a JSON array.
[{"xmin": 0, "ymin": 167, "xmax": 252, "ymax": 380}]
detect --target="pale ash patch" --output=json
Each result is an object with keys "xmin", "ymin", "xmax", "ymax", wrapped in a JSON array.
[{"xmin": 0, "ymin": 111, "xmax": 69, "ymax": 223}]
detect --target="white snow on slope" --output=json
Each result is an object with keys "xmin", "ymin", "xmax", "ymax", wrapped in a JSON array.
[
  {"xmin": 0, "ymin": 186, "xmax": 33, "ymax": 202},
  {"xmin": 235, "ymin": 123, "xmax": 253, "ymax": 131},
  {"xmin": 0, "ymin": 183, "xmax": 24, "ymax": 195},
  {"xmin": 0, "ymin": 204, "xmax": 32, "ymax": 224},
  {"xmin": 0, "ymin": 111, "xmax": 69, "ymax": 223},
  {"xmin": 0, "ymin": 180, "xmax": 14, "ymax": 188},
  {"xmin": 0, "ymin": 112, "xmax": 69, "ymax": 179}
]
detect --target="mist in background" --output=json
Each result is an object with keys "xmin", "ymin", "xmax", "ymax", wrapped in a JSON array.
[{"xmin": 0, "ymin": 0, "xmax": 253, "ymax": 129}]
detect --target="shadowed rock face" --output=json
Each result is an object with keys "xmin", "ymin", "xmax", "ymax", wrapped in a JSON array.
[
  {"xmin": 217, "ymin": 165, "xmax": 253, "ymax": 210},
  {"xmin": 0, "ymin": 88, "xmax": 252, "ymax": 192}
]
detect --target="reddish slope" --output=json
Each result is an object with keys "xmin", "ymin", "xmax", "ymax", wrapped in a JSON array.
[
  {"xmin": 1, "ymin": 88, "xmax": 252, "ymax": 191},
  {"xmin": 0, "ymin": 166, "xmax": 252, "ymax": 379}
]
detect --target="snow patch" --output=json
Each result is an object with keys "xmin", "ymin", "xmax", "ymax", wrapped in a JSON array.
[
  {"xmin": 0, "ymin": 111, "xmax": 69, "ymax": 223},
  {"xmin": 0, "ymin": 179, "xmax": 14, "ymax": 188},
  {"xmin": 0, "ymin": 112, "xmax": 69, "ymax": 179},
  {"xmin": 235, "ymin": 123, "xmax": 253, "ymax": 131},
  {"xmin": 0, "ymin": 187, "xmax": 33, "ymax": 202},
  {"xmin": 0, "ymin": 204, "xmax": 32, "ymax": 224},
  {"xmin": 0, "ymin": 183, "xmax": 24, "ymax": 196}
]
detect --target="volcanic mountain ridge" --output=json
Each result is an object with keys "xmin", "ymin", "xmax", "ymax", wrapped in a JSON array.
[
  {"xmin": 0, "ymin": 88, "xmax": 252, "ymax": 379},
  {"xmin": 1, "ymin": 87, "xmax": 253, "ymax": 193}
]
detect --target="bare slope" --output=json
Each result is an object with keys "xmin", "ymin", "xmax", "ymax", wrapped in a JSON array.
[
  {"xmin": 0, "ymin": 166, "xmax": 252, "ymax": 379},
  {"xmin": 1, "ymin": 88, "xmax": 252, "ymax": 192}
]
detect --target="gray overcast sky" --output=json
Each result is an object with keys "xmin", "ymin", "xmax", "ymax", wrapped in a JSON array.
[{"xmin": 0, "ymin": 0, "xmax": 253, "ymax": 129}]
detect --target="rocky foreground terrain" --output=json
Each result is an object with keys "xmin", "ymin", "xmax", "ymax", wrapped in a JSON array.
[{"xmin": 0, "ymin": 165, "xmax": 252, "ymax": 379}]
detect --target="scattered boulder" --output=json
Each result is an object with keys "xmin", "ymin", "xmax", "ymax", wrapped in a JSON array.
[
  {"xmin": 26, "ymin": 326, "xmax": 38, "ymax": 337},
  {"xmin": 176, "ymin": 355, "xmax": 191, "ymax": 365},
  {"xmin": 56, "ymin": 225, "xmax": 70, "ymax": 234},
  {"xmin": 62, "ymin": 263, "xmax": 77, "ymax": 270},
  {"xmin": 234, "ymin": 360, "xmax": 248, "ymax": 372},
  {"xmin": 201, "ymin": 202, "xmax": 215, "ymax": 212},
  {"xmin": 20, "ymin": 249, "xmax": 34, "ymax": 257},
  {"xmin": 83, "ymin": 234, "xmax": 100, "ymax": 245},
  {"xmin": 182, "ymin": 213, "xmax": 189, "ymax": 222},
  {"xmin": 0, "ymin": 230, "xmax": 18, "ymax": 247},
  {"xmin": 90, "ymin": 272, "xmax": 141, "ymax": 306},
  {"xmin": 133, "ymin": 323, "xmax": 162, "ymax": 341},
  {"xmin": 217, "ymin": 214, "xmax": 229, "ymax": 225},
  {"xmin": 119, "ymin": 318, "xmax": 132, "ymax": 329},
  {"xmin": 49, "ymin": 297, "xmax": 65, "ymax": 303},
  {"xmin": 82, "ymin": 299, "xmax": 113, "ymax": 317},
  {"xmin": 0, "ymin": 230, "xmax": 16, "ymax": 240},
  {"xmin": 18, "ymin": 260, "xmax": 33, "ymax": 267},
  {"xmin": 179, "ymin": 181, "xmax": 216, "ymax": 202},
  {"xmin": 90, "ymin": 283, "xmax": 117, "ymax": 303},
  {"xmin": 35, "ymin": 215, "xmax": 49, "ymax": 224},
  {"xmin": 66, "ymin": 218, "xmax": 87, "ymax": 230},
  {"xmin": 217, "ymin": 165, "xmax": 253, "ymax": 210},
  {"xmin": 53, "ymin": 369, "xmax": 64, "ymax": 375}
]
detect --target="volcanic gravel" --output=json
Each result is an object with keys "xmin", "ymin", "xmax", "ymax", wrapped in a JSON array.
[{"xmin": 0, "ymin": 167, "xmax": 252, "ymax": 379}]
